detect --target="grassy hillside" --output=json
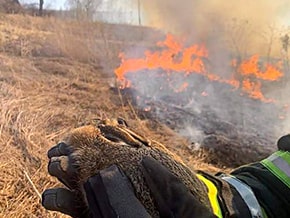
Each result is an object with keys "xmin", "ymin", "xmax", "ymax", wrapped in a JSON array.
[{"xmin": 0, "ymin": 14, "xmax": 225, "ymax": 217}]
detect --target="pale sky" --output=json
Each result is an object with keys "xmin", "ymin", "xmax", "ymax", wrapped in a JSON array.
[
  {"xmin": 19, "ymin": 0, "xmax": 141, "ymax": 24},
  {"xmin": 19, "ymin": 0, "xmax": 136, "ymax": 11},
  {"xmin": 19, "ymin": 0, "xmax": 67, "ymax": 10}
]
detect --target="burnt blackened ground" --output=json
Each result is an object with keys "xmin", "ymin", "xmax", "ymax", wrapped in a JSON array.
[{"xmin": 119, "ymin": 71, "xmax": 283, "ymax": 167}]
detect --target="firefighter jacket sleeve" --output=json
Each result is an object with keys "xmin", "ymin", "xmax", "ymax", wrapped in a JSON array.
[{"xmin": 231, "ymin": 160, "xmax": 290, "ymax": 218}]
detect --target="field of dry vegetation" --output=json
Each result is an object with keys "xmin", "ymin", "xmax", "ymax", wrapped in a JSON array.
[{"xmin": 0, "ymin": 14, "xmax": 227, "ymax": 217}]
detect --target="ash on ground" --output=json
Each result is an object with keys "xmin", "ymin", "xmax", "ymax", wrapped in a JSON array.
[{"xmin": 117, "ymin": 70, "xmax": 287, "ymax": 167}]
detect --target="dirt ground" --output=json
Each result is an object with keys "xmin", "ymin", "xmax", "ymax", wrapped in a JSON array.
[{"xmin": 0, "ymin": 14, "xmax": 231, "ymax": 217}]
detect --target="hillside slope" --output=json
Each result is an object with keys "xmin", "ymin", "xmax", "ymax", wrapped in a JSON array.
[{"xmin": 0, "ymin": 14, "xmax": 225, "ymax": 217}]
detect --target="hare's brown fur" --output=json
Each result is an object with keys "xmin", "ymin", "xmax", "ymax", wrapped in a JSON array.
[{"xmin": 62, "ymin": 118, "xmax": 210, "ymax": 217}]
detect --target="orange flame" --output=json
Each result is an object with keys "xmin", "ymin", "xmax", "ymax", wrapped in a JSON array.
[
  {"xmin": 114, "ymin": 34, "xmax": 284, "ymax": 102},
  {"xmin": 239, "ymin": 55, "xmax": 283, "ymax": 81},
  {"xmin": 115, "ymin": 34, "xmax": 208, "ymax": 87}
]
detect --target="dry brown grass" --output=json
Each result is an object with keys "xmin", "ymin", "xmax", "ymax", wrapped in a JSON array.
[{"xmin": 0, "ymin": 14, "xmax": 225, "ymax": 217}]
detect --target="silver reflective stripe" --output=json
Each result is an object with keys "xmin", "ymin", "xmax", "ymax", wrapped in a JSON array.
[
  {"xmin": 261, "ymin": 151, "xmax": 290, "ymax": 188},
  {"xmin": 272, "ymin": 157, "xmax": 290, "ymax": 177},
  {"xmin": 221, "ymin": 175, "xmax": 263, "ymax": 218},
  {"xmin": 267, "ymin": 153, "xmax": 290, "ymax": 177}
]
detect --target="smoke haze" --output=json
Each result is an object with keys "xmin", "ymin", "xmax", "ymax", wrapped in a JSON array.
[
  {"xmin": 142, "ymin": 0, "xmax": 290, "ymax": 56},
  {"xmin": 142, "ymin": 0, "xmax": 288, "ymax": 32}
]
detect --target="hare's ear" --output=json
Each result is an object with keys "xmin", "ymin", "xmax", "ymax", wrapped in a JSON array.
[{"xmin": 277, "ymin": 134, "xmax": 290, "ymax": 152}]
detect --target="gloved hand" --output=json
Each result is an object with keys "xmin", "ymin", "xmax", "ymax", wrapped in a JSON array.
[
  {"xmin": 42, "ymin": 142, "xmax": 89, "ymax": 217},
  {"xmin": 277, "ymin": 134, "xmax": 290, "ymax": 151},
  {"xmin": 42, "ymin": 143, "xmax": 215, "ymax": 218},
  {"xmin": 141, "ymin": 157, "xmax": 217, "ymax": 218},
  {"xmin": 42, "ymin": 142, "xmax": 151, "ymax": 218}
]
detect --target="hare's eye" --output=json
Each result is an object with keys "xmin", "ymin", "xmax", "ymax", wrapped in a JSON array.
[{"xmin": 117, "ymin": 117, "xmax": 128, "ymax": 127}]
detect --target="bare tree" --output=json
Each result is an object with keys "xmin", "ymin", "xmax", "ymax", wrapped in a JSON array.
[
  {"xmin": 281, "ymin": 34, "xmax": 289, "ymax": 53},
  {"xmin": 137, "ymin": 0, "xmax": 141, "ymax": 25},
  {"xmin": 66, "ymin": 0, "xmax": 102, "ymax": 21},
  {"xmin": 260, "ymin": 24, "xmax": 279, "ymax": 63},
  {"xmin": 39, "ymin": 0, "xmax": 43, "ymax": 16},
  {"xmin": 281, "ymin": 33, "xmax": 290, "ymax": 71}
]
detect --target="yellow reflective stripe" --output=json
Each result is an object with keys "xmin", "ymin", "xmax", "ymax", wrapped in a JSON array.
[
  {"xmin": 197, "ymin": 174, "xmax": 223, "ymax": 218},
  {"xmin": 261, "ymin": 207, "xmax": 268, "ymax": 218}
]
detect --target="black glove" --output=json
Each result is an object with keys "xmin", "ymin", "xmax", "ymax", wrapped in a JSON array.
[
  {"xmin": 42, "ymin": 142, "xmax": 89, "ymax": 217},
  {"xmin": 42, "ymin": 142, "xmax": 151, "ymax": 218},
  {"xmin": 277, "ymin": 134, "xmax": 290, "ymax": 151},
  {"xmin": 83, "ymin": 165, "xmax": 150, "ymax": 218},
  {"xmin": 141, "ymin": 157, "xmax": 217, "ymax": 218},
  {"xmin": 42, "ymin": 187, "xmax": 88, "ymax": 217}
]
